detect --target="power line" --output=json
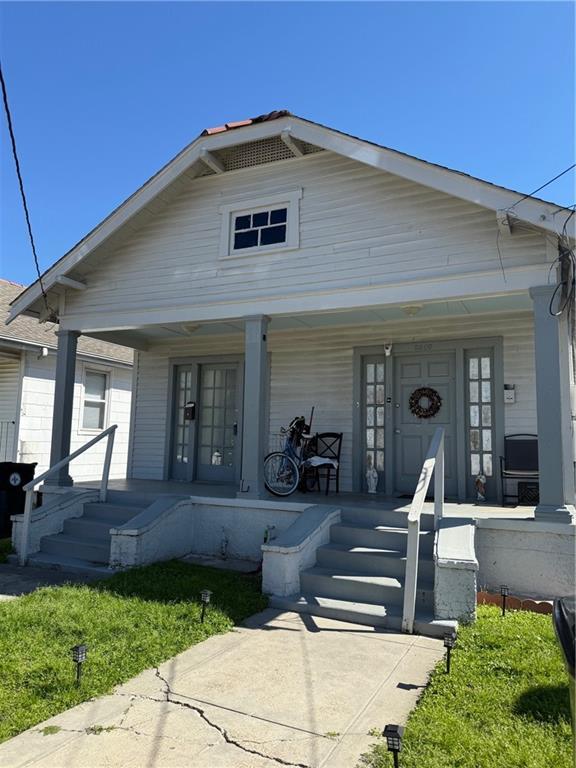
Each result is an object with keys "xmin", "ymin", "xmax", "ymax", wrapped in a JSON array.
[
  {"xmin": 506, "ymin": 164, "xmax": 576, "ymax": 212},
  {"xmin": 0, "ymin": 61, "xmax": 53, "ymax": 316}
]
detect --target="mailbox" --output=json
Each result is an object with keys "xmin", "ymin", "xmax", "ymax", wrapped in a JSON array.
[{"xmin": 184, "ymin": 401, "xmax": 196, "ymax": 421}]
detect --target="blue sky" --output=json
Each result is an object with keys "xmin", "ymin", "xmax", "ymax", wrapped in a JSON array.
[{"xmin": 1, "ymin": 1, "xmax": 574, "ymax": 286}]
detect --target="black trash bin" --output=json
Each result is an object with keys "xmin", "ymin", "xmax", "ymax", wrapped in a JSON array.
[
  {"xmin": 0, "ymin": 462, "xmax": 37, "ymax": 538},
  {"xmin": 553, "ymin": 596, "xmax": 575, "ymax": 734}
]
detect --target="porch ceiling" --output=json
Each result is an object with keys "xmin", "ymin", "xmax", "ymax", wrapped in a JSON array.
[{"xmin": 86, "ymin": 292, "xmax": 531, "ymax": 347}]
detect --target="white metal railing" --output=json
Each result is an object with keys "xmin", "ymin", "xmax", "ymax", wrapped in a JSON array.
[
  {"xmin": 18, "ymin": 424, "xmax": 117, "ymax": 566},
  {"xmin": 401, "ymin": 426, "xmax": 445, "ymax": 634}
]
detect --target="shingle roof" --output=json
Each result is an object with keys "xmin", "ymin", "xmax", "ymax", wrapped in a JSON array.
[{"xmin": 1, "ymin": 279, "xmax": 133, "ymax": 364}]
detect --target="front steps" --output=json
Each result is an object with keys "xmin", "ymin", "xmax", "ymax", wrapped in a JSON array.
[
  {"xmin": 25, "ymin": 501, "xmax": 145, "ymax": 573},
  {"xmin": 270, "ymin": 504, "xmax": 457, "ymax": 638}
]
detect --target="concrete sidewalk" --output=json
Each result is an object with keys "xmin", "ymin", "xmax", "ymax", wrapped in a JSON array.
[{"xmin": 0, "ymin": 609, "xmax": 444, "ymax": 768}]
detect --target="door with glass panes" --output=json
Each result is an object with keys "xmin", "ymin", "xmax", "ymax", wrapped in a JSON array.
[{"xmin": 171, "ymin": 362, "xmax": 242, "ymax": 483}]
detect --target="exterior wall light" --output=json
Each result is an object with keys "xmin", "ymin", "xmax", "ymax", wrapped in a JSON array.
[
  {"xmin": 500, "ymin": 584, "xmax": 510, "ymax": 616},
  {"xmin": 200, "ymin": 589, "xmax": 212, "ymax": 623},
  {"xmin": 71, "ymin": 644, "xmax": 88, "ymax": 685},
  {"xmin": 382, "ymin": 723, "xmax": 404, "ymax": 767},
  {"xmin": 444, "ymin": 631, "xmax": 457, "ymax": 673}
]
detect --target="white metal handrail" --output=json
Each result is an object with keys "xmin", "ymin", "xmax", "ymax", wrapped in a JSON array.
[
  {"xmin": 401, "ymin": 426, "xmax": 445, "ymax": 634},
  {"xmin": 18, "ymin": 424, "xmax": 117, "ymax": 566}
]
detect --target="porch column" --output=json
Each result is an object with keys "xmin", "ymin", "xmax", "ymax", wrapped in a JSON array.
[
  {"xmin": 48, "ymin": 329, "xmax": 80, "ymax": 486},
  {"xmin": 238, "ymin": 315, "xmax": 269, "ymax": 498},
  {"xmin": 529, "ymin": 285, "xmax": 575, "ymax": 523}
]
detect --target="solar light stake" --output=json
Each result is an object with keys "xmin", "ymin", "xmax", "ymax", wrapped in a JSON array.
[
  {"xmin": 500, "ymin": 585, "xmax": 509, "ymax": 617},
  {"xmin": 383, "ymin": 724, "xmax": 404, "ymax": 768},
  {"xmin": 200, "ymin": 589, "xmax": 212, "ymax": 623},
  {"xmin": 444, "ymin": 632, "xmax": 456, "ymax": 674},
  {"xmin": 71, "ymin": 644, "xmax": 88, "ymax": 686}
]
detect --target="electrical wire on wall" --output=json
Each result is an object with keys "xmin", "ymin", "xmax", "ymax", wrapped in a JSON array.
[
  {"xmin": 0, "ymin": 62, "xmax": 57, "ymax": 320},
  {"xmin": 547, "ymin": 206, "xmax": 576, "ymax": 375}
]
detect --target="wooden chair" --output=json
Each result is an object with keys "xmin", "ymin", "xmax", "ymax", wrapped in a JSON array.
[
  {"xmin": 305, "ymin": 432, "xmax": 343, "ymax": 496},
  {"xmin": 500, "ymin": 434, "xmax": 539, "ymax": 505}
]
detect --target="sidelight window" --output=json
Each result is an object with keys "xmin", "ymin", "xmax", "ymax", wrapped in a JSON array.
[{"xmin": 467, "ymin": 353, "xmax": 494, "ymax": 477}]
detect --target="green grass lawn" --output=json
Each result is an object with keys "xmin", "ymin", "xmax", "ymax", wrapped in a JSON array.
[
  {"xmin": 362, "ymin": 605, "xmax": 573, "ymax": 768},
  {"xmin": 0, "ymin": 538, "xmax": 12, "ymax": 564},
  {"xmin": 0, "ymin": 559, "xmax": 267, "ymax": 743}
]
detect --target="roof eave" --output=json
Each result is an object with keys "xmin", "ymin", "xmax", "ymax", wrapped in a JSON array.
[{"xmin": 9, "ymin": 114, "xmax": 574, "ymax": 322}]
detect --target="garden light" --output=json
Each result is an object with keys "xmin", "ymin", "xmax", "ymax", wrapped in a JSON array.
[
  {"xmin": 71, "ymin": 644, "xmax": 88, "ymax": 685},
  {"xmin": 500, "ymin": 584, "xmax": 510, "ymax": 616},
  {"xmin": 444, "ymin": 631, "xmax": 457, "ymax": 674},
  {"xmin": 200, "ymin": 589, "xmax": 212, "ymax": 623},
  {"xmin": 382, "ymin": 724, "xmax": 404, "ymax": 768}
]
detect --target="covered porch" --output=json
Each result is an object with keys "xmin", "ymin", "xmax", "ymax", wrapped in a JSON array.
[{"xmin": 47, "ymin": 285, "xmax": 574, "ymax": 523}]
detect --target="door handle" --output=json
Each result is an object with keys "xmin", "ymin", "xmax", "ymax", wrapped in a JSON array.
[
  {"xmin": 394, "ymin": 429, "xmax": 401, "ymax": 434},
  {"xmin": 233, "ymin": 422, "xmax": 238, "ymax": 436}
]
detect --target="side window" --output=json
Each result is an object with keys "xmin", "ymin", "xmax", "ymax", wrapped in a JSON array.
[{"xmin": 82, "ymin": 370, "xmax": 108, "ymax": 430}]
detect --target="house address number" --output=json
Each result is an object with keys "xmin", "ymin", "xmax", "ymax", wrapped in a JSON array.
[{"xmin": 413, "ymin": 343, "xmax": 433, "ymax": 352}]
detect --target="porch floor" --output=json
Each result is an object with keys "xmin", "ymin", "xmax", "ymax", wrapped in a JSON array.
[{"xmin": 79, "ymin": 477, "xmax": 534, "ymax": 519}]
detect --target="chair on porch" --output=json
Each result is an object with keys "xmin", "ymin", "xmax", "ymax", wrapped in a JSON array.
[
  {"xmin": 303, "ymin": 432, "xmax": 343, "ymax": 496},
  {"xmin": 500, "ymin": 434, "xmax": 539, "ymax": 505}
]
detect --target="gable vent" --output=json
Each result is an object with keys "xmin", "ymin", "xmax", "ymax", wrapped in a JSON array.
[{"xmin": 214, "ymin": 136, "xmax": 323, "ymax": 172}]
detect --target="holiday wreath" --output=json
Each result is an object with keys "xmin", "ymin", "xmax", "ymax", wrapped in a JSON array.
[{"xmin": 409, "ymin": 387, "xmax": 442, "ymax": 419}]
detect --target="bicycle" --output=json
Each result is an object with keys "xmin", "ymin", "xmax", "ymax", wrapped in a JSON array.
[{"xmin": 263, "ymin": 412, "xmax": 315, "ymax": 496}]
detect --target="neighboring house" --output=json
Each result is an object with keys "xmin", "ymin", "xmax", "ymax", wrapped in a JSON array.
[
  {"xmin": 0, "ymin": 279, "xmax": 133, "ymax": 479},
  {"xmin": 6, "ymin": 112, "xmax": 575, "ymax": 634}
]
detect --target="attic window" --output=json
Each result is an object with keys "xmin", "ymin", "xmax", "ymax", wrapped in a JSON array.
[
  {"xmin": 233, "ymin": 207, "xmax": 287, "ymax": 250},
  {"xmin": 219, "ymin": 189, "xmax": 302, "ymax": 259}
]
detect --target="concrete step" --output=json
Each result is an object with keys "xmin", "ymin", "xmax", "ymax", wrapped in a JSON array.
[
  {"xmin": 300, "ymin": 566, "xmax": 434, "ymax": 609},
  {"xmin": 340, "ymin": 506, "xmax": 435, "ymax": 531},
  {"xmin": 316, "ymin": 542, "xmax": 435, "ymax": 581},
  {"xmin": 40, "ymin": 534, "xmax": 110, "ymax": 565},
  {"xmin": 63, "ymin": 516, "xmax": 113, "ymax": 542},
  {"xmin": 330, "ymin": 523, "xmax": 434, "ymax": 554},
  {"xmin": 82, "ymin": 503, "xmax": 144, "ymax": 525},
  {"xmin": 25, "ymin": 552, "xmax": 113, "ymax": 576},
  {"xmin": 106, "ymin": 492, "xmax": 159, "ymax": 509},
  {"xmin": 270, "ymin": 593, "xmax": 457, "ymax": 638}
]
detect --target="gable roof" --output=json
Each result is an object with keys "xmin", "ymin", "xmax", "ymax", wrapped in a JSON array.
[
  {"xmin": 0, "ymin": 279, "xmax": 133, "ymax": 364},
  {"xmin": 8, "ymin": 111, "xmax": 574, "ymax": 323}
]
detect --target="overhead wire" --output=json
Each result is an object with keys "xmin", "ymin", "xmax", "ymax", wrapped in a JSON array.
[
  {"xmin": 0, "ymin": 61, "xmax": 55, "ymax": 318},
  {"xmin": 505, "ymin": 164, "xmax": 576, "ymax": 213}
]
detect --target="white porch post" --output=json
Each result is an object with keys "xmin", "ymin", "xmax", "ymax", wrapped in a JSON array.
[
  {"xmin": 529, "ymin": 285, "xmax": 575, "ymax": 523},
  {"xmin": 238, "ymin": 315, "xmax": 269, "ymax": 498},
  {"xmin": 49, "ymin": 329, "xmax": 80, "ymax": 486}
]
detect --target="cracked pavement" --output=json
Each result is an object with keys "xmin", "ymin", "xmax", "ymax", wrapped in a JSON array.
[{"xmin": 0, "ymin": 609, "xmax": 444, "ymax": 767}]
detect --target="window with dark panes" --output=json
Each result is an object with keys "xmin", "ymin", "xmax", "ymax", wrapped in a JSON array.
[{"xmin": 232, "ymin": 206, "xmax": 288, "ymax": 251}]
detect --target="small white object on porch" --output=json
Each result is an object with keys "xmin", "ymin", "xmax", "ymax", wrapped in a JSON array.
[{"xmin": 530, "ymin": 285, "xmax": 575, "ymax": 523}]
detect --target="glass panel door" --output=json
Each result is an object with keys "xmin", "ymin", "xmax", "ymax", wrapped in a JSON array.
[
  {"xmin": 171, "ymin": 365, "xmax": 195, "ymax": 481},
  {"xmin": 196, "ymin": 364, "xmax": 239, "ymax": 483}
]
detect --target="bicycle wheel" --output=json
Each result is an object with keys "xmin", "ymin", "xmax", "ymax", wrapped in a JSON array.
[{"xmin": 264, "ymin": 452, "xmax": 300, "ymax": 496}]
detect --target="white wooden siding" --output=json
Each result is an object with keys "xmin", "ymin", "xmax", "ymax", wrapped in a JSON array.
[
  {"xmin": 0, "ymin": 358, "xmax": 21, "ymax": 460},
  {"xmin": 18, "ymin": 351, "xmax": 132, "ymax": 480},
  {"xmin": 63, "ymin": 152, "xmax": 548, "ymax": 325},
  {"xmin": 129, "ymin": 312, "xmax": 536, "ymax": 490}
]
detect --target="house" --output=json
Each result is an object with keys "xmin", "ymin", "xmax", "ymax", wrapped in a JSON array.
[
  {"xmin": 0, "ymin": 279, "xmax": 132, "ymax": 479},
  {"xmin": 6, "ymin": 112, "xmax": 575, "ymax": 634}
]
